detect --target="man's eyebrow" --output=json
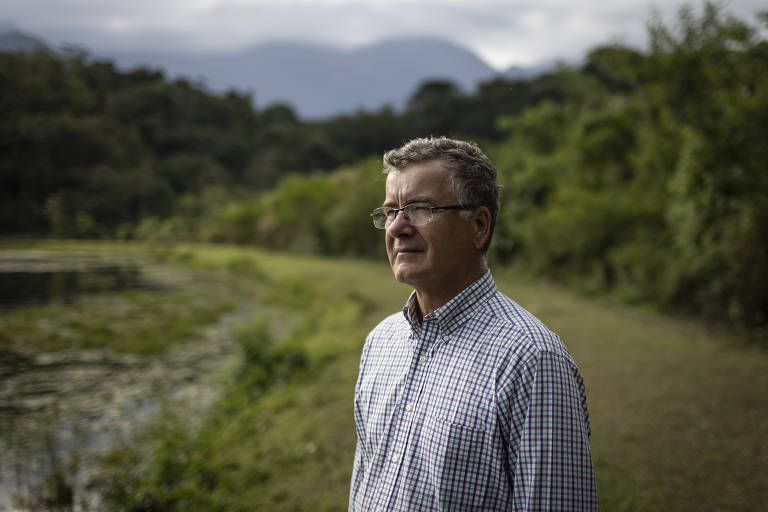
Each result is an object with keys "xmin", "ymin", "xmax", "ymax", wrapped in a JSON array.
[{"xmin": 382, "ymin": 197, "xmax": 434, "ymax": 207}]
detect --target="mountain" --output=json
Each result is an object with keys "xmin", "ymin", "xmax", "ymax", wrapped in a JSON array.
[
  {"xmin": 1, "ymin": 26, "xmax": 553, "ymax": 119},
  {"xmin": 110, "ymin": 37, "xmax": 499, "ymax": 118},
  {"xmin": 0, "ymin": 26, "xmax": 49, "ymax": 52}
]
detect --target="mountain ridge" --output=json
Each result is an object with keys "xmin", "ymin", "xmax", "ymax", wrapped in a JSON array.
[
  {"xmin": 110, "ymin": 37, "xmax": 499, "ymax": 118},
  {"xmin": 0, "ymin": 27, "xmax": 50, "ymax": 52},
  {"xmin": 0, "ymin": 27, "xmax": 553, "ymax": 118}
]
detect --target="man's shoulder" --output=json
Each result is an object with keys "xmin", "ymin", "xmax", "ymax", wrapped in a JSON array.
[
  {"xmin": 367, "ymin": 311, "xmax": 408, "ymax": 340},
  {"xmin": 483, "ymin": 289, "xmax": 571, "ymax": 360}
]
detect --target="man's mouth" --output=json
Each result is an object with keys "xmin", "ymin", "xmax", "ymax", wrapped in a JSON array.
[{"xmin": 395, "ymin": 248, "xmax": 423, "ymax": 256}]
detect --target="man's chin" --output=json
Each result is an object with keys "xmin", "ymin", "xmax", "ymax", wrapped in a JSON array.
[{"xmin": 391, "ymin": 262, "xmax": 425, "ymax": 286}]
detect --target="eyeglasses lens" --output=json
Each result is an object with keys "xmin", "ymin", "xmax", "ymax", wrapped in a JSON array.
[{"xmin": 371, "ymin": 205, "xmax": 435, "ymax": 229}]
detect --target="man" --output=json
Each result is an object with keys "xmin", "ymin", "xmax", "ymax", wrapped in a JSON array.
[{"xmin": 350, "ymin": 137, "xmax": 599, "ymax": 511}]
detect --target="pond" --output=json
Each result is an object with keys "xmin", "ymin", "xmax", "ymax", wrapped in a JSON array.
[
  {"xmin": 0, "ymin": 251, "xmax": 163, "ymax": 309},
  {"xmin": 0, "ymin": 250, "xmax": 242, "ymax": 509}
]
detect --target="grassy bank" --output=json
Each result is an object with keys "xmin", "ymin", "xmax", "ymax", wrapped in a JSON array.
[{"xmin": 4, "ymin": 241, "xmax": 766, "ymax": 510}]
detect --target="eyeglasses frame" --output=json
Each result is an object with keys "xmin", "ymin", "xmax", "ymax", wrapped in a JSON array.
[{"xmin": 369, "ymin": 203, "xmax": 474, "ymax": 230}]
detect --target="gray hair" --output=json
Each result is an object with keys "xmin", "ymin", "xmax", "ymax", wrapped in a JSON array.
[{"xmin": 383, "ymin": 137, "xmax": 499, "ymax": 253}]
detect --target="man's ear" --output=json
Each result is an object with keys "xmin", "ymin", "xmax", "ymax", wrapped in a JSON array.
[{"xmin": 471, "ymin": 206, "xmax": 491, "ymax": 251}]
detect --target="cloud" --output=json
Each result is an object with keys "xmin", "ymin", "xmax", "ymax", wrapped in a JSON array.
[{"xmin": 2, "ymin": 0, "xmax": 766, "ymax": 69}]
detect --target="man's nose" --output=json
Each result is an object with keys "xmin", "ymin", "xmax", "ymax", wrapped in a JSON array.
[{"xmin": 387, "ymin": 209, "xmax": 414, "ymax": 237}]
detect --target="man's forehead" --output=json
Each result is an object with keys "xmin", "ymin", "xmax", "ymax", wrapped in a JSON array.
[
  {"xmin": 386, "ymin": 165, "xmax": 452, "ymax": 196},
  {"xmin": 385, "ymin": 161, "xmax": 450, "ymax": 186},
  {"xmin": 385, "ymin": 163, "xmax": 452, "ymax": 203}
]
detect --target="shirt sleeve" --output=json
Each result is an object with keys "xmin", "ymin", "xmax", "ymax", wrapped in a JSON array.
[
  {"xmin": 348, "ymin": 438, "xmax": 366, "ymax": 512},
  {"xmin": 503, "ymin": 349, "xmax": 599, "ymax": 510},
  {"xmin": 349, "ymin": 335, "xmax": 372, "ymax": 512}
]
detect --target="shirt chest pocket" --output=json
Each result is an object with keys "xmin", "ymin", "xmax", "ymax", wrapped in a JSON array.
[{"xmin": 420, "ymin": 416, "xmax": 490, "ymax": 510}]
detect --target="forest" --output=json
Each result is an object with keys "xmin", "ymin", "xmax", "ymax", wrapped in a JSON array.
[{"xmin": 2, "ymin": 3, "xmax": 767, "ymax": 335}]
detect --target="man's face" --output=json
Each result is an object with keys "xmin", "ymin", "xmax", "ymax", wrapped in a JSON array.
[{"xmin": 384, "ymin": 160, "xmax": 478, "ymax": 294}]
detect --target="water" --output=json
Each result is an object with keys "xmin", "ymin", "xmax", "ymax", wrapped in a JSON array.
[
  {"xmin": 0, "ymin": 250, "xmax": 240, "ymax": 509},
  {"xmin": 0, "ymin": 254, "xmax": 162, "ymax": 309}
]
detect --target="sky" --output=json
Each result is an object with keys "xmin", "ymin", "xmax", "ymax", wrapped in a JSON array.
[{"xmin": 1, "ymin": 0, "xmax": 765, "ymax": 70}]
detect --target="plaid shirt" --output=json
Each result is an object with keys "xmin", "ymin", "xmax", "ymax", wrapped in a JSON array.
[{"xmin": 350, "ymin": 271, "xmax": 599, "ymax": 511}]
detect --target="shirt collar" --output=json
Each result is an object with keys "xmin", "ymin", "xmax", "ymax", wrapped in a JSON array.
[{"xmin": 402, "ymin": 270, "xmax": 496, "ymax": 339}]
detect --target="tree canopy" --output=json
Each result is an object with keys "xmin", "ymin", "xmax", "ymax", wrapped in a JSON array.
[{"xmin": 2, "ymin": 2, "xmax": 766, "ymax": 334}]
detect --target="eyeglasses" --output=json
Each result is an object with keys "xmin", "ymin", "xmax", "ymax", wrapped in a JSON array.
[{"xmin": 370, "ymin": 203, "xmax": 474, "ymax": 230}]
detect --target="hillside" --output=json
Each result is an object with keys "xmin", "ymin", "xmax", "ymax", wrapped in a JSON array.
[
  {"xmin": 0, "ymin": 27, "xmax": 49, "ymax": 52},
  {"xmin": 0, "ymin": 25, "xmax": 560, "ymax": 118},
  {"xmin": 110, "ymin": 37, "xmax": 498, "ymax": 117}
]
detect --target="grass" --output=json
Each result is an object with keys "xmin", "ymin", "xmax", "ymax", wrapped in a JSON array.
[{"xmin": 4, "ymin": 240, "xmax": 767, "ymax": 510}]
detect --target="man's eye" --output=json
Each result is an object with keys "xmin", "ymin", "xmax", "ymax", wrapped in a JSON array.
[{"xmin": 410, "ymin": 206, "xmax": 432, "ymax": 215}]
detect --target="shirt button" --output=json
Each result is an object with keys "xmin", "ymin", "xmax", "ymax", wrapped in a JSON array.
[
  {"xmin": 405, "ymin": 403, "xmax": 413, "ymax": 412},
  {"xmin": 391, "ymin": 454, "xmax": 400, "ymax": 463},
  {"xmin": 376, "ymin": 508, "xmax": 384, "ymax": 512}
]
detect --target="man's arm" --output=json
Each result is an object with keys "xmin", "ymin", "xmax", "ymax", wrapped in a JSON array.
[
  {"xmin": 504, "ymin": 349, "xmax": 599, "ymax": 510},
  {"xmin": 349, "ymin": 335, "xmax": 372, "ymax": 512},
  {"xmin": 348, "ymin": 438, "xmax": 366, "ymax": 512}
]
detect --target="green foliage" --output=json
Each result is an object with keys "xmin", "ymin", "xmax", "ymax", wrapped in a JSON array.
[
  {"xmin": 173, "ymin": 158, "xmax": 385, "ymax": 257},
  {"xmin": 1, "ymin": 50, "xmax": 289, "ymax": 237},
  {"xmin": 488, "ymin": 3, "xmax": 768, "ymax": 334},
  {"xmin": 2, "ymin": 2, "xmax": 767, "ymax": 334},
  {"xmin": 234, "ymin": 317, "xmax": 307, "ymax": 392}
]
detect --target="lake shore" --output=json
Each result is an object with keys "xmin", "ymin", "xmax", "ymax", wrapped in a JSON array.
[{"xmin": 0, "ymin": 246, "xmax": 255, "ymax": 508}]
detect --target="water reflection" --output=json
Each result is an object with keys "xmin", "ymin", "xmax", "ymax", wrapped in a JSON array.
[{"xmin": 0, "ymin": 263, "xmax": 162, "ymax": 310}]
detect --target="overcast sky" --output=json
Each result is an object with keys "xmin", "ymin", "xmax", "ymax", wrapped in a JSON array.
[{"xmin": 2, "ymin": 0, "xmax": 765, "ymax": 69}]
